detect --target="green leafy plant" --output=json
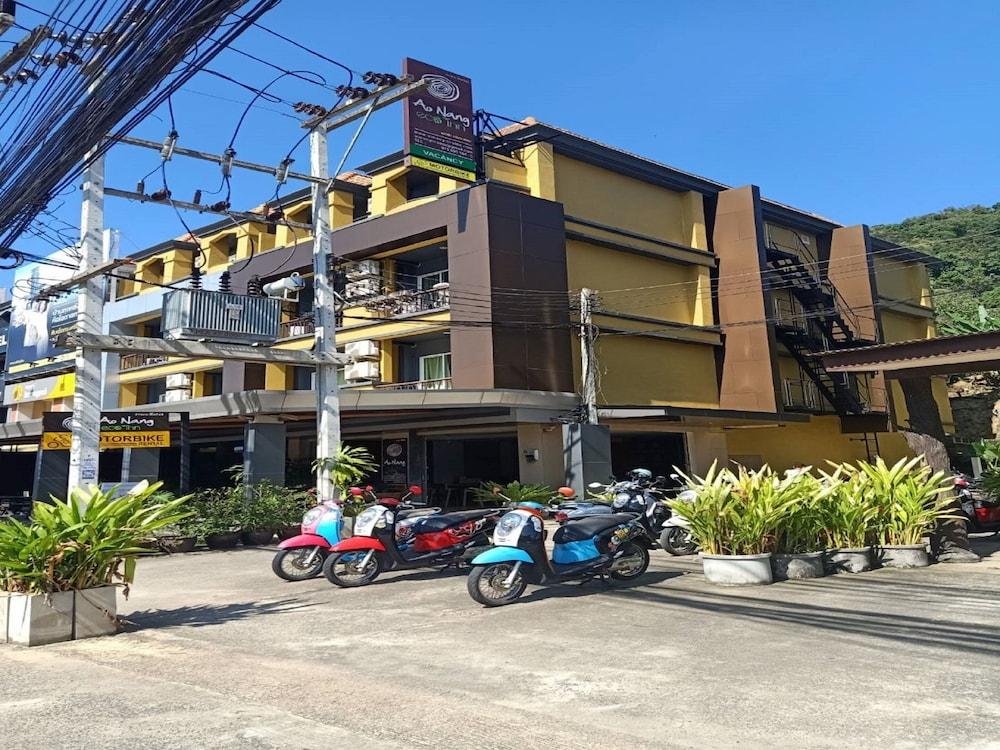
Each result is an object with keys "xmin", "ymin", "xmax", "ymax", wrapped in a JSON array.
[
  {"xmin": 670, "ymin": 464, "xmax": 808, "ymax": 556},
  {"xmin": 472, "ymin": 481, "xmax": 552, "ymax": 505},
  {"xmin": 0, "ymin": 482, "xmax": 190, "ymax": 595},
  {"xmin": 817, "ymin": 466, "xmax": 879, "ymax": 549},
  {"xmin": 313, "ymin": 445, "xmax": 378, "ymax": 495},
  {"xmin": 773, "ymin": 470, "xmax": 830, "ymax": 554}
]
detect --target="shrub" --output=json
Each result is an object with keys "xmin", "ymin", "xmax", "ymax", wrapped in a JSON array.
[
  {"xmin": 0, "ymin": 482, "xmax": 190, "ymax": 595},
  {"xmin": 472, "ymin": 481, "xmax": 552, "ymax": 505},
  {"xmin": 313, "ymin": 445, "xmax": 378, "ymax": 495}
]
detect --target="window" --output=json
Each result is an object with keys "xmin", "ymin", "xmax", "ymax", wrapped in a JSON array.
[
  {"xmin": 416, "ymin": 270, "xmax": 449, "ymax": 290},
  {"xmin": 292, "ymin": 366, "xmax": 314, "ymax": 391},
  {"xmin": 405, "ymin": 170, "xmax": 438, "ymax": 201},
  {"xmin": 418, "ymin": 353, "xmax": 451, "ymax": 388},
  {"xmin": 202, "ymin": 370, "xmax": 223, "ymax": 397},
  {"xmin": 141, "ymin": 380, "xmax": 166, "ymax": 404}
]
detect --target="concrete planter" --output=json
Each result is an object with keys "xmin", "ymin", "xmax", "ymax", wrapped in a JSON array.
[
  {"xmin": 241, "ymin": 529, "xmax": 276, "ymax": 546},
  {"xmin": 702, "ymin": 553, "xmax": 773, "ymax": 586},
  {"xmin": 772, "ymin": 551, "xmax": 825, "ymax": 581},
  {"xmin": 204, "ymin": 532, "xmax": 240, "ymax": 549},
  {"xmin": 826, "ymin": 547, "xmax": 872, "ymax": 574},
  {"xmin": 879, "ymin": 544, "xmax": 930, "ymax": 569},
  {"xmin": 158, "ymin": 536, "xmax": 197, "ymax": 554},
  {"xmin": 2, "ymin": 587, "xmax": 117, "ymax": 646}
]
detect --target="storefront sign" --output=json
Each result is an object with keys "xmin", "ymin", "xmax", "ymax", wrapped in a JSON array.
[
  {"xmin": 403, "ymin": 58, "xmax": 475, "ymax": 183},
  {"xmin": 41, "ymin": 411, "xmax": 171, "ymax": 451},
  {"xmin": 381, "ymin": 438, "xmax": 408, "ymax": 487},
  {"xmin": 3, "ymin": 372, "xmax": 75, "ymax": 406}
]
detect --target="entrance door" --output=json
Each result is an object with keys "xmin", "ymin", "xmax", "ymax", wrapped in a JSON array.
[{"xmin": 611, "ymin": 433, "xmax": 687, "ymax": 479}]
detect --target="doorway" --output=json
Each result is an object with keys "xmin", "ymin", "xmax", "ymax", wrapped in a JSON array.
[{"xmin": 611, "ymin": 433, "xmax": 687, "ymax": 479}]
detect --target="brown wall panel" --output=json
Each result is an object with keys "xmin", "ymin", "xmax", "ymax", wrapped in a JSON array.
[{"xmin": 829, "ymin": 225, "xmax": 879, "ymax": 342}]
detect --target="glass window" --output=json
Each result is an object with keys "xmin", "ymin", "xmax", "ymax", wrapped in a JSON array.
[
  {"xmin": 418, "ymin": 353, "xmax": 451, "ymax": 388},
  {"xmin": 417, "ymin": 270, "xmax": 449, "ymax": 290}
]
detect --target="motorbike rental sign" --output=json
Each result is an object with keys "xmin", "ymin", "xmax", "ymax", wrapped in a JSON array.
[{"xmin": 41, "ymin": 412, "xmax": 171, "ymax": 451}]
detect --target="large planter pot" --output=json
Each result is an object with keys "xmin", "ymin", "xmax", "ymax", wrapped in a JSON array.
[
  {"xmin": 701, "ymin": 553, "xmax": 773, "ymax": 586},
  {"xmin": 241, "ymin": 529, "xmax": 276, "ymax": 546},
  {"xmin": 204, "ymin": 531, "xmax": 241, "ymax": 550},
  {"xmin": 158, "ymin": 536, "xmax": 197, "ymax": 554},
  {"xmin": 2, "ymin": 587, "xmax": 117, "ymax": 646},
  {"xmin": 826, "ymin": 547, "xmax": 872, "ymax": 574},
  {"xmin": 771, "ymin": 551, "xmax": 825, "ymax": 581},
  {"xmin": 879, "ymin": 544, "xmax": 930, "ymax": 569}
]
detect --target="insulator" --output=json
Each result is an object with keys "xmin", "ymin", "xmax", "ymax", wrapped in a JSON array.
[
  {"xmin": 160, "ymin": 130, "xmax": 178, "ymax": 161},
  {"xmin": 221, "ymin": 147, "xmax": 235, "ymax": 178},
  {"xmin": 265, "ymin": 207, "xmax": 284, "ymax": 223},
  {"xmin": 275, "ymin": 157, "xmax": 293, "ymax": 184},
  {"xmin": 246, "ymin": 275, "xmax": 264, "ymax": 296},
  {"xmin": 150, "ymin": 188, "xmax": 171, "ymax": 202},
  {"xmin": 189, "ymin": 264, "xmax": 202, "ymax": 290},
  {"xmin": 16, "ymin": 69, "xmax": 39, "ymax": 83},
  {"xmin": 136, "ymin": 179, "xmax": 145, "ymax": 195},
  {"xmin": 209, "ymin": 200, "xmax": 230, "ymax": 213},
  {"xmin": 219, "ymin": 271, "xmax": 232, "ymax": 293},
  {"xmin": 192, "ymin": 189, "xmax": 202, "ymax": 205}
]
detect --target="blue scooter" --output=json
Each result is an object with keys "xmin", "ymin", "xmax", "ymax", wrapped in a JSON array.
[{"xmin": 466, "ymin": 494, "xmax": 653, "ymax": 607}]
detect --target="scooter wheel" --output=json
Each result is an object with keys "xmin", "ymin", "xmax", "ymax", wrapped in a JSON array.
[
  {"xmin": 660, "ymin": 527, "xmax": 698, "ymax": 556},
  {"xmin": 610, "ymin": 542, "xmax": 650, "ymax": 580},
  {"xmin": 272, "ymin": 548, "xmax": 326, "ymax": 581},
  {"xmin": 467, "ymin": 564, "xmax": 527, "ymax": 607},
  {"xmin": 323, "ymin": 550, "xmax": 382, "ymax": 587}
]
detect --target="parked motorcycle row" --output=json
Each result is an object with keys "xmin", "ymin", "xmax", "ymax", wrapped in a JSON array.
[{"xmin": 270, "ymin": 468, "xmax": 700, "ymax": 607}]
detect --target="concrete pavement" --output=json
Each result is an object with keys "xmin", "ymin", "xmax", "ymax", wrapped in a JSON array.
[{"xmin": 1, "ymin": 538, "xmax": 999, "ymax": 749}]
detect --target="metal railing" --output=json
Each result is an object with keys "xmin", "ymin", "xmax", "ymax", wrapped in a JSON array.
[
  {"xmin": 772, "ymin": 294, "xmax": 805, "ymax": 329},
  {"xmin": 782, "ymin": 377, "xmax": 822, "ymax": 411},
  {"xmin": 278, "ymin": 315, "xmax": 315, "ymax": 339},
  {"xmin": 353, "ymin": 286, "xmax": 450, "ymax": 318},
  {"xmin": 373, "ymin": 377, "xmax": 452, "ymax": 391},
  {"xmin": 120, "ymin": 352, "xmax": 170, "ymax": 370}
]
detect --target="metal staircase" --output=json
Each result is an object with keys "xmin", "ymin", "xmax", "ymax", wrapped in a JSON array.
[{"xmin": 765, "ymin": 245, "xmax": 877, "ymax": 415}]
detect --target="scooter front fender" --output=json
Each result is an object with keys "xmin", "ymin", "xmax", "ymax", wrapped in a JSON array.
[
  {"xmin": 330, "ymin": 536, "xmax": 387, "ymax": 553},
  {"xmin": 471, "ymin": 546, "xmax": 534, "ymax": 565},
  {"xmin": 278, "ymin": 534, "xmax": 331, "ymax": 550}
]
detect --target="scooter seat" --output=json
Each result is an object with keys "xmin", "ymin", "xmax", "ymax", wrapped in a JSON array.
[
  {"xmin": 553, "ymin": 513, "xmax": 636, "ymax": 543},
  {"xmin": 410, "ymin": 508, "xmax": 501, "ymax": 534}
]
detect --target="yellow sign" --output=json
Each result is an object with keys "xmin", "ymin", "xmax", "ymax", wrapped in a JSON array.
[
  {"xmin": 408, "ymin": 155, "xmax": 476, "ymax": 183},
  {"xmin": 41, "ymin": 431, "xmax": 171, "ymax": 451}
]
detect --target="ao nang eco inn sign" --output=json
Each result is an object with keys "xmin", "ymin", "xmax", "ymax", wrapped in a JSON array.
[{"xmin": 41, "ymin": 412, "xmax": 171, "ymax": 451}]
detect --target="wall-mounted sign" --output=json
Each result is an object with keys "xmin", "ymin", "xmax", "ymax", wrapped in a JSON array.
[
  {"xmin": 3, "ymin": 372, "xmax": 75, "ymax": 406},
  {"xmin": 381, "ymin": 438, "xmax": 408, "ymax": 487},
  {"xmin": 41, "ymin": 411, "xmax": 171, "ymax": 451},
  {"xmin": 403, "ymin": 58, "xmax": 475, "ymax": 183}
]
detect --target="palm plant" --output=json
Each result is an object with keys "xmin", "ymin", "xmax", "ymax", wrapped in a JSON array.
[
  {"xmin": 0, "ymin": 482, "xmax": 190, "ymax": 595},
  {"xmin": 313, "ymin": 445, "xmax": 378, "ymax": 495},
  {"xmin": 773, "ymin": 470, "xmax": 830, "ymax": 554},
  {"xmin": 472, "ymin": 481, "xmax": 552, "ymax": 505},
  {"xmin": 816, "ymin": 466, "xmax": 875, "ymax": 549}
]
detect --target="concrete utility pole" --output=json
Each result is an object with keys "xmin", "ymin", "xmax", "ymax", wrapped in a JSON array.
[
  {"xmin": 579, "ymin": 287, "xmax": 599, "ymax": 425},
  {"xmin": 67, "ymin": 152, "xmax": 106, "ymax": 490},
  {"xmin": 310, "ymin": 128, "xmax": 340, "ymax": 502}
]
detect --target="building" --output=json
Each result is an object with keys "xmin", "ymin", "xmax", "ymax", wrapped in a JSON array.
[{"xmin": 2, "ymin": 117, "xmax": 952, "ymax": 500}]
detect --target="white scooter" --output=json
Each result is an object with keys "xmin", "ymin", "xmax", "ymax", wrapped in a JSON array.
[{"xmin": 659, "ymin": 489, "xmax": 698, "ymax": 556}]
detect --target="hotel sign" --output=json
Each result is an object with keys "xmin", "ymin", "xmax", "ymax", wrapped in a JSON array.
[
  {"xmin": 403, "ymin": 58, "xmax": 475, "ymax": 182},
  {"xmin": 41, "ymin": 411, "xmax": 171, "ymax": 451}
]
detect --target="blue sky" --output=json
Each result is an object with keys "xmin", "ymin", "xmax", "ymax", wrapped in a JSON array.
[{"xmin": 7, "ymin": 0, "xmax": 1000, "ymax": 288}]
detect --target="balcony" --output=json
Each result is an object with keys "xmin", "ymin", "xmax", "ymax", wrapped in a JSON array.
[
  {"xmin": 360, "ymin": 286, "xmax": 450, "ymax": 318},
  {"xmin": 373, "ymin": 377, "xmax": 452, "ymax": 391},
  {"xmin": 279, "ymin": 315, "xmax": 315, "ymax": 339},
  {"xmin": 120, "ymin": 353, "xmax": 170, "ymax": 371},
  {"xmin": 782, "ymin": 377, "xmax": 822, "ymax": 412}
]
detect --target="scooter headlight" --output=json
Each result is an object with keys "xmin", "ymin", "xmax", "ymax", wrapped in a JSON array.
[
  {"xmin": 302, "ymin": 506, "xmax": 324, "ymax": 526},
  {"xmin": 355, "ymin": 507, "xmax": 379, "ymax": 528},
  {"xmin": 497, "ymin": 512, "xmax": 526, "ymax": 534},
  {"xmin": 614, "ymin": 491, "xmax": 632, "ymax": 504}
]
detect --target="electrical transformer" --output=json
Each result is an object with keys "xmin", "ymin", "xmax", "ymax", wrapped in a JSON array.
[{"xmin": 162, "ymin": 289, "xmax": 281, "ymax": 345}]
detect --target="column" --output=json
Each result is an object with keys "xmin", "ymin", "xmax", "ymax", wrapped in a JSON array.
[
  {"xmin": 562, "ymin": 423, "xmax": 612, "ymax": 497},
  {"xmin": 243, "ymin": 417, "xmax": 286, "ymax": 486},
  {"xmin": 33, "ymin": 449, "xmax": 70, "ymax": 500}
]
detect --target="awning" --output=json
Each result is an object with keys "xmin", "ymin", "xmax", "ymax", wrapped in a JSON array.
[{"xmin": 818, "ymin": 331, "xmax": 1000, "ymax": 378}]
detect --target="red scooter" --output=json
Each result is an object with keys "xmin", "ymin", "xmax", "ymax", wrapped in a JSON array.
[
  {"xmin": 322, "ymin": 486, "xmax": 502, "ymax": 587},
  {"xmin": 956, "ymin": 475, "xmax": 1000, "ymax": 534}
]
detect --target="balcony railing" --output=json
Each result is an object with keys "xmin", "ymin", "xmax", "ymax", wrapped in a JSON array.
[
  {"xmin": 782, "ymin": 377, "xmax": 822, "ymax": 411},
  {"xmin": 120, "ymin": 352, "xmax": 170, "ymax": 371},
  {"xmin": 279, "ymin": 315, "xmax": 315, "ymax": 339},
  {"xmin": 355, "ymin": 287, "xmax": 450, "ymax": 318},
  {"xmin": 373, "ymin": 377, "xmax": 452, "ymax": 391}
]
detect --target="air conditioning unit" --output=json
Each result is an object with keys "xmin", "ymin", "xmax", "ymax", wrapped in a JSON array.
[
  {"xmin": 162, "ymin": 289, "xmax": 281, "ymax": 345},
  {"xmin": 345, "ymin": 360, "xmax": 380, "ymax": 382},
  {"xmin": 344, "ymin": 339, "xmax": 380, "ymax": 382},
  {"xmin": 345, "ymin": 339, "xmax": 379, "ymax": 362}
]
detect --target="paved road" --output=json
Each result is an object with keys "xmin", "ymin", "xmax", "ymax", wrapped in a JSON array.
[{"xmin": 2, "ymin": 539, "xmax": 999, "ymax": 749}]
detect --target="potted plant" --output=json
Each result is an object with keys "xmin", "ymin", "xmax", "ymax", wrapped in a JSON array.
[
  {"xmin": 771, "ymin": 469, "xmax": 829, "ymax": 580},
  {"xmin": 0, "ymin": 481, "xmax": 189, "ymax": 646},
  {"xmin": 240, "ymin": 480, "xmax": 282, "ymax": 546},
  {"xmin": 861, "ymin": 456, "xmax": 953, "ymax": 568},
  {"xmin": 473, "ymin": 481, "xmax": 552, "ymax": 506},
  {"xmin": 153, "ymin": 520, "xmax": 198, "ymax": 554},
  {"xmin": 192, "ymin": 489, "xmax": 242, "ymax": 549},
  {"xmin": 277, "ymin": 489, "xmax": 313, "ymax": 539},
  {"xmin": 817, "ymin": 466, "xmax": 876, "ymax": 573},
  {"xmin": 314, "ymin": 444, "xmax": 378, "ymax": 533},
  {"xmin": 671, "ymin": 464, "xmax": 800, "ymax": 586}
]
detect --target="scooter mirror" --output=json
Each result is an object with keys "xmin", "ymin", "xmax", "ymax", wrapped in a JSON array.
[
  {"xmin": 349, "ymin": 487, "xmax": 364, "ymax": 496},
  {"xmin": 557, "ymin": 486, "xmax": 575, "ymax": 497},
  {"xmin": 409, "ymin": 485, "xmax": 423, "ymax": 495}
]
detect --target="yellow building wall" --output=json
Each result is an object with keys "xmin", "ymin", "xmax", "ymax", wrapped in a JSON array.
[
  {"xmin": 553, "ymin": 154, "xmax": 692, "ymax": 246},
  {"xmin": 725, "ymin": 416, "xmax": 914, "ymax": 472},
  {"xmin": 573, "ymin": 336, "xmax": 719, "ymax": 407},
  {"xmin": 874, "ymin": 256, "xmax": 932, "ymax": 306},
  {"xmin": 881, "ymin": 310, "xmax": 932, "ymax": 343}
]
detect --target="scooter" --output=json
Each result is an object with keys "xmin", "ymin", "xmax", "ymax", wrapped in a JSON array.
[
  {"xmin": 466, "ymin": 493, "xmax": 654, "ymax": 607},
  {"xmin": 271, "ymin": 487, "xmax": 437, "ymax": 581},
  {"xmin": 322, "ymin": 486, "xmax": 503, "ymax": 587},
  {"xmin": 956, "ymin": 475, "xmax": 1000, "ymax": 534},
  {"xmin": 659, "ymin": 502, "xmax": 698, "ymax": 555}
]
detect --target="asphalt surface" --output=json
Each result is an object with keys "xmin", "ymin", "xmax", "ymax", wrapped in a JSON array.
[{"xmin": 2, "ymin": 535, "xmax": 999, "ymax": 750}]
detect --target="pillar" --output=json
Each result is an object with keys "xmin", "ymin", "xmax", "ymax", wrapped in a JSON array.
[
  {"xmin": 517, "ymin": 423, "xmax": 566, "ymax": 487},
  {"xmin": 686, "ymin": 430, "xmax": 729, "ymax": 476},
  {"xmin": 121, "ymin": 448, "xmax": 160, "ymax": 484},
  {"xmin": 562, "ymin": 423, "xmax": 612, "ymax": 497},
  {"xmin": 243, "ymin": 417, "xmax": 286, "ymax": 486},
  {"xmin": 33, "ymin": 449, "xmax": 70, "ymax": 500}
]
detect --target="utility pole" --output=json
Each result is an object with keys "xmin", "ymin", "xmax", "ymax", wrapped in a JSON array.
[
  {"xmin": 579, "ymin": 287, "xmax": 599, "ymax": 425},
  {"xmin": 67, "ymin": 152, "xmax": 105, "ymax": 490},
  {"xmin": 310, "ymin": 128, "xmax": 340, "ymax": 502}
]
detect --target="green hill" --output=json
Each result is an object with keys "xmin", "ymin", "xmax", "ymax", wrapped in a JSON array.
[{"xmin": 873, "ymin": 203, "xmax": 1000, "ymax": 324}]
